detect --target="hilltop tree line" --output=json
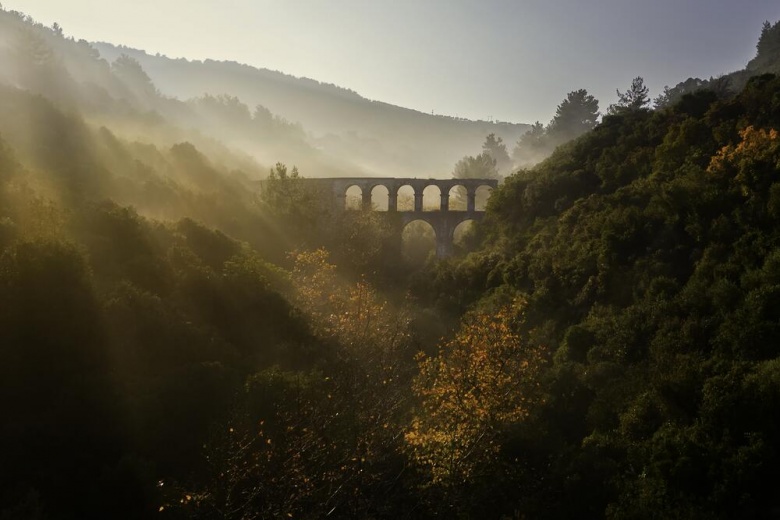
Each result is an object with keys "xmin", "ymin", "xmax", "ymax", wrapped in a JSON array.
[
  {"xmin": 464, "ymin": 18, "xmax": 780, "ymax": 178},
  {"xmin": 455, "ymin": 76, "xmax": 656, "ymax": 180}
]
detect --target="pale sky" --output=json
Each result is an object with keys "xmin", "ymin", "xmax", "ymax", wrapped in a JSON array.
[{"xmin": 5, "ymin": 0, "xmax": 780, "ymax": 124}]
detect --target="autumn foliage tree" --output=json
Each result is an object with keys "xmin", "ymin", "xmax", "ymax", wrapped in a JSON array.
[{"xmin": 405, "ymin": 299, "xmax": 547, "ymax": 485}]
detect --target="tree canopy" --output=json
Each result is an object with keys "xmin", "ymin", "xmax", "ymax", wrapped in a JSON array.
[
  {"xmin": 417, "ymin": 72, "xmax": 780, "ymax": 518},
  {"xmin": 481, "ymin": 132, "xmax": 512, "ymax": 174},
  {"xmin": 452, "ymin": 150, "xmax": 500, "ymax": 180},
  {"xmin": 511, "ymin": 89, "xmax": 600, "ymax": 168},
  {"xmin": 607, "ymin": 76, "xmax": 650, "ymax": 114},
  {"xmin": 547, "ymin": 88, "xmax": 600, "ymax": 143}
]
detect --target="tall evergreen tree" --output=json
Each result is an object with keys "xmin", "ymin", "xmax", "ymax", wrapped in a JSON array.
[
  {"xmin": 547, "ymin": 89, "xmax": 600, "ymax": 144},
  {"xmin": 749, "ymin": 20, "xmax": 780, "ymax": 73},
  {"xmin": 481, "ymin": 133, "xmax": 512, "ymax": 174},
  {"xmin": 607, "ymin": 76, "xmax": 650, "ymax": 114},
  {"xmin": 511, "ymin": 121, "xmax": 547, "ymax": 168}
]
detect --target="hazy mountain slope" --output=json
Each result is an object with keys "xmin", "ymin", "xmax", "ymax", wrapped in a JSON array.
[
  {"xmin": 0, "ymin": 8, "xmax": 372, "ymax": 179},
  {"xmin": 93, "ymin": 42, "xmax": 530, "ymax": 176}
]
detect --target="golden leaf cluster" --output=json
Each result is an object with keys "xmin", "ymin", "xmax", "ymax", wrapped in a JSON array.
[
  {"xmin": 405, "ymin": 299, "xmax": 546, "ymax": 484},
  {"xmin": 708, "ymin": 126, "xmax": 780, "ymax": 178}
]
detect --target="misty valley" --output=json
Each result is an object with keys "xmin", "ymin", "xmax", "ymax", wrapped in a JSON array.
[{"xmin": 3, "ymin": 6, "xmax": 780, "ymax": 519}]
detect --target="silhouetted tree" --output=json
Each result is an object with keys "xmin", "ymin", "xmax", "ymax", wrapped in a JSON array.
[
  {"xmin": 654, "ymin": 77, "xmax": 706, "ymax": 108},
  {"xmin": 748, "ymin": 20, "xmax": 780, "ymax": 73},
  {"xmin": 547, "ymin": 89, "xmax": 600, "ymax": 144},
  {"xmin": 481, "ymin": 133, "xmax": 512, "ymax": 174},
  {"xmin": 608, "ymin": 76, "xmax": 650, "ymax": 114},
  {"xmin": 512, "ymin": 90, "xmax": 599, "ymax": 169}
]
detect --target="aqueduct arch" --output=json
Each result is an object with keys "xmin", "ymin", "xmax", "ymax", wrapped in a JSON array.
[{"xmin": 300, "ymin": 177, "xmax": 498, "ymax": 258}]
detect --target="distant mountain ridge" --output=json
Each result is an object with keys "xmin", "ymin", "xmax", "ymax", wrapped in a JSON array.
[{"xmin": 92, "ymin": 42, "xmax": 530, "ymax": 177}]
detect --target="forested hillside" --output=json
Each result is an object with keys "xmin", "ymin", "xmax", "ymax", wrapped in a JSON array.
[
  {"xmin": 92, "ymin": 42, "xmax": 530, "ymax": 176},
  {"xmin": 416, "ymin": 72, "xmax": 780, "ymax": 518},
  {"xmin": 2, "ymin": 5, "xmax": 780, "ymax": 519}
]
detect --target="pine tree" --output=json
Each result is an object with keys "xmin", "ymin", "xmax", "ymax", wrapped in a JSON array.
[
  {"xmin": 607, "ymin": 76, "xmax": 650, "ymax": 115},
  {"xmin": 547, "ymin": 89, "xmax": 600, "ymax": 144}
]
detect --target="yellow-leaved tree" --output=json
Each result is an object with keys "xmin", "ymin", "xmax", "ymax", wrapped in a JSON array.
[
  {"xmin": 708, "ymin": 125, "xmax": 780, "ymax": 192},
  {"xmin": 405, "ymin": 299, "xmax": 547, "ymax": 484},
  {"xmin": 290, "ymin": 247, "xmax": 411, "ymax": 362}
]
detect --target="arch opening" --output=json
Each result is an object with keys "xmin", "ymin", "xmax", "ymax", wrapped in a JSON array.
[
  {"xmin": 448, "ymin": 185, "xmax": 467, "ymax": 211},
  {"xmin": 371, "ymin": 185, "xmax": 389, "ymax": 211},
  {"xmin": 475, "ymin": 185, "xmax": 493, "ymax": 211},
  {"xmin": 422, "ymin": 185, "xmax": 441, "ymax": 211},
  {"xmin": 396, "ymin": 185, "xmax": 415, "ymax": 211},
  {"xmin": 402, "ymin": 219, "xmax": 436, "ymax": 264},
  {"xmin": 453, "ymin": 219, "xmax": 478, "ymax": 252},
  {"xmin": 345, "ymin": 185, "xmax": 362, "ymax": 210}
]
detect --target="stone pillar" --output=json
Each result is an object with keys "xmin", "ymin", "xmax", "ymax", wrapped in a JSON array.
[
  {"xmin": 434, "ymin": 217, "xmax": 455, "ymax": 258},
  {"xmin": 362, "ymin": 190, "xmax": 372, "ymax": 211},
  {"xmin": 414, "ymin": 192, "xmax": 423, "ymax": 212},
  {"xmin": 466, "ymin": 189, "xmax": 476, "ymax": 213},
  {"xmin": 440, "ymin": 191, "xmax": 449, "ymax": 211},
  {"xmin": 388, "ymin": 190, "xmax": 398, "ymax": 212},
  {"xmin": 436, "ymin": 231, "xmax": 453, "ymax": 258}
]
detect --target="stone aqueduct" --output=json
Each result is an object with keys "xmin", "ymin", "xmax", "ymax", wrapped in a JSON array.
[{"xmin": 301, "ymin": 177, "xmax": 498, "ymax": 258}]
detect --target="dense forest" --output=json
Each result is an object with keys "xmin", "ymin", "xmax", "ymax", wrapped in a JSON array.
[{"xmin": 2, "ymin": 6, "xmax": 780, "ymax": 519}]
